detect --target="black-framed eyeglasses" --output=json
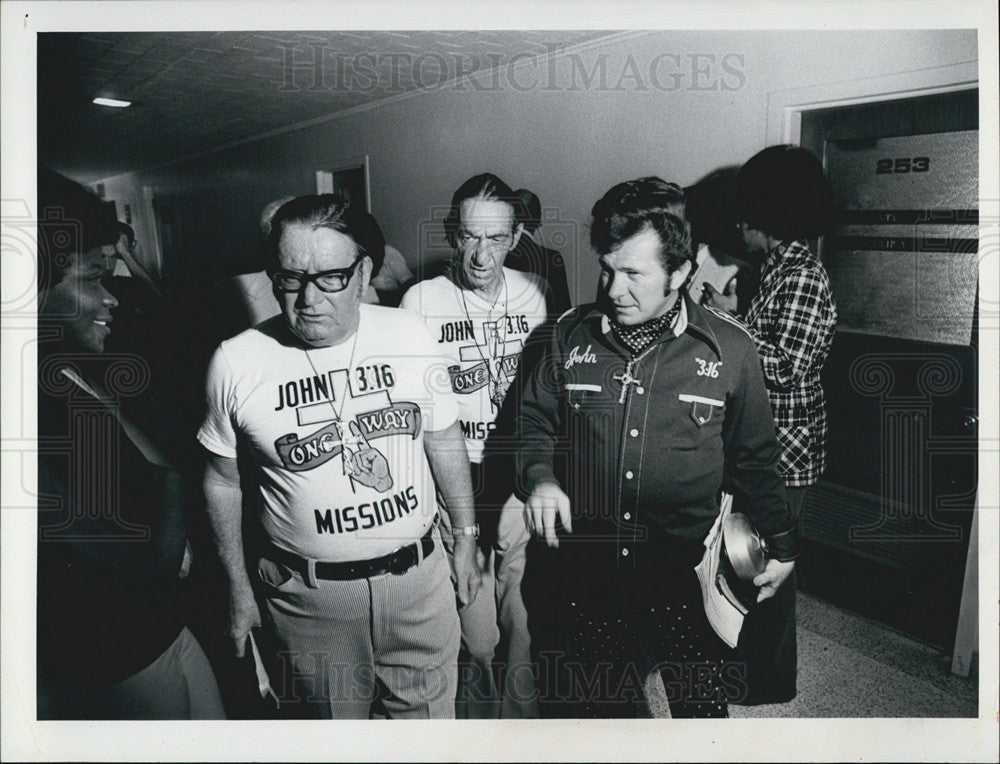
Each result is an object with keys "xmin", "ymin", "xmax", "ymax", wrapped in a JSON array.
[{"xmin": 270, "ymin": 258, "xmax": 364, "ymax": 293}]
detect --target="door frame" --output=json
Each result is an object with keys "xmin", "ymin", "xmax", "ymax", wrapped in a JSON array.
[
  {"xmin": 315, "ymin": 153, "xmax": 371, "ymax": 213},
  {"xmin": 769, "ymin": 60, "xmax": 982, "ymax": 663},
  {"xmin": 767, "ymin": 60, "xmax": 978, "ymax": 145}
]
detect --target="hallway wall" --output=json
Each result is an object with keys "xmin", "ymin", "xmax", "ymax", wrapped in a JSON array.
[{"xmin": 99, "ymin": 29, "xmax": 976, "ymax": 303}]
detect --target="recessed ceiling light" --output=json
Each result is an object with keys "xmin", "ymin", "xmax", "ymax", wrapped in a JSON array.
[{"xmin": 93, "ymin": 97, "xmax": 132, "ymax": 108}]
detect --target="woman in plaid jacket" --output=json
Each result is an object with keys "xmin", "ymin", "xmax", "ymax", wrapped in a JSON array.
[
  {"xmin": 702, "ymin": 145, "xmax": 838, "ymax": 705},
  {"xmin": 736, "ymin": 145, "xmax": 839, "ymax": 513}
]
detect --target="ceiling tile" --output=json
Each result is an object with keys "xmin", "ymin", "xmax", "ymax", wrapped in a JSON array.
[{"xmin": 39, "ymin": 30, "xmax": 618, "ymax": 182}]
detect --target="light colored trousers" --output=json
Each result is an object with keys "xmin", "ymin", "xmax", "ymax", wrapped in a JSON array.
[
  {"xmin": 441, "ymin": 493, "xmax": 538, "ymax": 719},
  {"xmin": 258, "ymin": 527, "xmax": 461, "ymax": 719}
]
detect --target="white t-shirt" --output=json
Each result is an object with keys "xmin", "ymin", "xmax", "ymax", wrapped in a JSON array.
[
  {"xmin": 197, "ymin": 304, "xmax": 459, "ymax": 561},
  {"xmin": 400, "ymin": 268, "xmax": 549, "ymax": 463}
]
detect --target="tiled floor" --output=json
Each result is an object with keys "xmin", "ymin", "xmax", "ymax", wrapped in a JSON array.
[{"xmin": 728, "ymin": 591, "xmax": 978, "ymax": 718}]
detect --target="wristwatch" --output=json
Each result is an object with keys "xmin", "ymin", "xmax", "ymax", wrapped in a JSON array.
[{"xmin": 451, "ymin": 524, "xmax": 480, "ymax": 538}]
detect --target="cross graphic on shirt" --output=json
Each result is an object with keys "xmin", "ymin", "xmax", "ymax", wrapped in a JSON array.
[
  {"xmin": 292, "ymin": 369, "xmax": 394, "ymax": 492},
  {"xmin": 294, "ymin": 369, "xmax": 391, "ymax": 427},
  {"xmin": 458, "ymin": 338, "xmax": 524, "ymax": 368},
  {"xmin": 459, "ymin": 335, "xmax": 524, "ymax": 411}
]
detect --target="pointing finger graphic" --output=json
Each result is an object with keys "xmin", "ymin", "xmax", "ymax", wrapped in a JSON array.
[{"xmin": 349, "ymin": 420, "xmax": 371, "ymax": 447}]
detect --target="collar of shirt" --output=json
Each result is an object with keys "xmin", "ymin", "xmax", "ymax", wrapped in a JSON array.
[
  {"xmin": 763, "ymin": 239, "xmax": 814, "ymax": 274},
  {"xmin": 594, "ymin": 294, "xmax": 724, "ymax": 360},
  {"xmin": 757, "ymin": 239, "xmax": 816, "ymax": 298}
]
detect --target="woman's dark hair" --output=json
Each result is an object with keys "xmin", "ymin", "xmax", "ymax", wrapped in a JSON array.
[
  {"xmin": 37, "ymin": 167, "xmax": 119, "ymax": 292},
  {"xmin": 443, "ymin": 173, "xmax": 523, "ymax": 248},
  {"xmin": 737, "ymin": 145, "xmax": 839, "ymax": 240},
  {"xmin": 116, "ymin": 222, "xmax": 136, "ymax": 247},
  {"xmin": 590, "ymin": 176, "xmax": 692, "ymax": 275},
  {"xmin": 263, "ymin": 194, "xmax": 386, "ymax": 278}
]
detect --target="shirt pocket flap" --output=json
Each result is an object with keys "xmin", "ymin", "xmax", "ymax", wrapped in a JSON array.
[
  {"xmin": 679, "ymin": 393, "xmax": 725, "ymax": 427},
  {"xmin": 566, "ymin": 383, "xmax": 602, "ymax": 409}
]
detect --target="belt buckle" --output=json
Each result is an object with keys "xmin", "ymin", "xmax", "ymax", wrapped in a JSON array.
[
  {"xmin": 387, "ymin": 543, "xmax": 417, "ymax": 575},
  {"xmin": 304, "ymin": 557, "xmax": 319, "ymax": 588}
]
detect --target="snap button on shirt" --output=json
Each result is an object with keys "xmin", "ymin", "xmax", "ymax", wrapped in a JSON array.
[{"xmin": 629, "ymin": 428, "xmax": 639, "ymax": 437}]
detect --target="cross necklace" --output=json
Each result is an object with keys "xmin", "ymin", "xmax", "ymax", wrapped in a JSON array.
[
  {"xmin": 613, "ymin": 360, "xmax": 642, "ymax": 404},
  {"xmin": 459, "ymin": 274, "xmax": 510, "ymax": 412},
  {"xmin": 609, "ymin": 297, "xmax": 682, "ymax": 404},
  {"xmin": 300, "ymin": 325, "xmax": 362, "ymax": 490}
]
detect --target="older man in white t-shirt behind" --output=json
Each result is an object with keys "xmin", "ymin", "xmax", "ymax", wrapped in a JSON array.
[
  {"xmin": 199, "ymin": 194, "xmax": 480, "ymax": 719},
  {"xmin": 401, "ymin": 173, "xmax": 550, "ymax": 718}
]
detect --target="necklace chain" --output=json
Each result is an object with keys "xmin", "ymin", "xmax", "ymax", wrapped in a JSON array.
[
  {"xmin": 300, "ymin": 324, "xmax": 363, "ymax": 487},
  {"xmin": 458, "ymin": 273, "xmax": 510, "ymax": 411},
  {"xmin": 300, "ymin": 323, "xmax": 362, "ymax": 427}
]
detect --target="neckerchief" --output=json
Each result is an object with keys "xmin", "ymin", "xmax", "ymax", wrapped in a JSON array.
[{"xmin": 610, "ymin": 296, "xmax": 682, "ymax": 356}]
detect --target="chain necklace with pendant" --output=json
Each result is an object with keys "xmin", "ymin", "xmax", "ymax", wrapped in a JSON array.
[
  {"xmin": 299, "ymin": 321, "xmax": 362, "ymax": 486},
  {"xmin": 458, "ymin": 273, "xmax": 510, "ymax": 412}
]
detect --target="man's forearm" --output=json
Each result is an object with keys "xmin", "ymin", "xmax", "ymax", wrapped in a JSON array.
[
  {"xmin": 203, "ymin": 476, "xmax": 253, "ymax": 593},
  {"xmin": 515, "ymin": 377, "xmax": 561, "ymax": 496},
  {"xmin": 423, "ymin": 421, "xmax": 482, "ymax": 606},
  {"xmin": 203, "ymin": 454, "xmax": 262, "ymax": 656},
  {"xmin": 423, "ymin": 422, "xmax": 476, "ymax": 528}
]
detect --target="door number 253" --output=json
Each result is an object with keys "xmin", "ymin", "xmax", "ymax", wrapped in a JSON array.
[{"xmin": 876, "ymin": 157, "xmax": 930, "ymax": 174}]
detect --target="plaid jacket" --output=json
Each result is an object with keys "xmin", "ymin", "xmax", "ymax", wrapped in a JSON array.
[{"xmin": 744, "ymin": 240, "xmax": 837, "ymax": 487}]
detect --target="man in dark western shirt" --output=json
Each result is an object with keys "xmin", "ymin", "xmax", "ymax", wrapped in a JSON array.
[{"xmin": 516, "ymin": 177, "xmax": 796, "ymax": 718}]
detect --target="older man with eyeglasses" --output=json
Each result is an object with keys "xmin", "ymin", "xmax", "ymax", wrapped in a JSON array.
[{"xmin": 199, "ymin": 194, "xmax": 480, "ymax": 719}]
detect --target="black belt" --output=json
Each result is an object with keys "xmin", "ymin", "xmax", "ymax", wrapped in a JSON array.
[{"xmin": 265, "ymin": 523, "xmax": 436, "ymax": 582}]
